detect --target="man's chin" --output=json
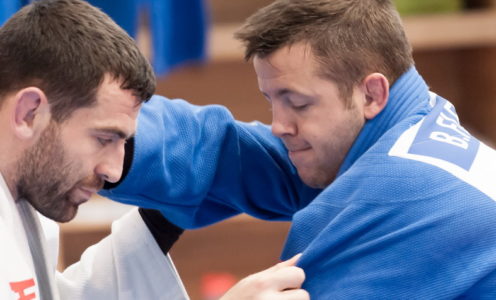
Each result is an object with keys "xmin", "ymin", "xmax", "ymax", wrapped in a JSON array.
[
  {"xmin": 55, "ymin": 207, "xmax": 78, "ymax": 223},
  {"xmin": 298, "ymin": 169, "xmax": 334, "ymax": 189},
  {"xmin": 40, "ymin": 203, "xmax": 79, "ymax": 223}
]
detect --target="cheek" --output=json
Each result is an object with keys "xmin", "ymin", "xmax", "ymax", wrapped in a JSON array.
[
  {"xmin": 64, "ymin": 135, "xmax": 99, "ymax": 161},
  {"xmin": 306, "ymin": 121, "xmax": 348, "ymax": 155},
  {"xmin": 62, "ymin": 147, "xmax": 96, "ymax": 180},
  {"xmin": 300, "ymin": 121, "xmax": 332, "ymax": 148}
]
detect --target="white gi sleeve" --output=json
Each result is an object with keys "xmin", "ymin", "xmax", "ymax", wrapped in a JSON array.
[{"xmin": 56, "ymin": 208, "xmax": 189, "ymax": 300}]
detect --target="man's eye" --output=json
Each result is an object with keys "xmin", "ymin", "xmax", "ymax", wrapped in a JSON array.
[
  {"xmin": 97, "ymin": 137, "xmax": 113, "ymax": 146},
  {"xmin": 292, "ymin": 104, "xmax": 309, "ymax": 111}
]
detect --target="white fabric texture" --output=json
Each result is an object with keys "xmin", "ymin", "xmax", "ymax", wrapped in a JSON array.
[{"xmin": 0, "ymin": 171, "xmax": 189, "ymax": 300}]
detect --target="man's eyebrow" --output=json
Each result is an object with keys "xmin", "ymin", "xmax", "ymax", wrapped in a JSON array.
[
  {"xmin": 95, "ymin": 128, "xmax": 134, "ymax": 140},
  {"xmin": 276, "ymin": 88, "xmax": 292, "ymax": 98},
  {"xmin": 262, "ymin": 88, "xmax": 293, "ymax": 100}
]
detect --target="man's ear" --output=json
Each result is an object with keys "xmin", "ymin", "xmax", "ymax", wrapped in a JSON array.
[
  {"xmin": 362, "ymin": 73, "xmax": 389, "ymax": 120},
  {"xmin": 12, "ymin": 87, "xmax": 51, "ymax": 140}
]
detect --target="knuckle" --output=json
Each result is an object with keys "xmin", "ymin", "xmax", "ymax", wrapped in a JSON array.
[
  {"xmin": 291, "ymin": 289, "xmax": 310, "ymax": 300},
  {"xmin": 298, "ymin": 289, "xmax": 311, "ymax": 300},
  {"xmin": 244, "ymin": 274, "xmax": 270, "ymax": 290},
  {"xmin": 288, "ymin": 266, "xmax": 306, "ymax": 282}
]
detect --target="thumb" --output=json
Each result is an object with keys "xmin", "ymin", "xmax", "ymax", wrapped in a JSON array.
[{"xmin": 277, "ymin": 253, "xmax": 303, "ymax": 268}]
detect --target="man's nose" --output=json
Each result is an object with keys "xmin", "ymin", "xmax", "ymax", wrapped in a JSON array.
[
  {"xmin": 271, "ymin": 106, "xmax": 296, "ymax": 138},
  {"xmin": 95, "ymin": 145, "xmax": 125, "ymax": 183}
]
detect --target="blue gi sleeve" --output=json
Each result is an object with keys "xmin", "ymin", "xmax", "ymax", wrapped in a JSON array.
[{"xmin": 100, "ymin": 95, "xmax": 320, "ymax": 228}]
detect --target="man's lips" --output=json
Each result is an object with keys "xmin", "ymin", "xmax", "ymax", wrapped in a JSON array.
[
  {"xmin": 79, "ymin": 187, "xmax": 99, "ymax": 195},
  {"xmin": 288, "ymin": 147, "xmax": 311, "ymax": 162},
  {"xmin": 70, "ymin": 187, "xmax": 98, "ymax": 205},
  {"xmin": 287, "ymin": 147, "xmax": 311, "ymax": 153},
  {"xmin": 286, "ymin": 143, "xmax": 312, "ymax": 153}
]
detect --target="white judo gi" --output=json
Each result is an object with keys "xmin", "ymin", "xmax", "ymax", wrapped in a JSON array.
[{"xmin": 0, "ymin": 173, "xmax": 189, "ymax": 300}]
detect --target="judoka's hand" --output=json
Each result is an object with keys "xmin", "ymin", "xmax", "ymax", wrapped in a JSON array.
[{"xmin": 220, "ymin": 254, "xmax": 309, "ymax": 300}]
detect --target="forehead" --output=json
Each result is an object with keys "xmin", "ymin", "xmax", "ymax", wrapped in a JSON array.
[
  {"xmin": 253, "ymin": 43, "xmax": 341, "ymax": 99},
  {"xmin": 62, "ymin": 75, "xmax": 140, "ymax": 137},
  {"xmin": 254, "ymin": 43, "xmax": 318, "ymax": 79}
]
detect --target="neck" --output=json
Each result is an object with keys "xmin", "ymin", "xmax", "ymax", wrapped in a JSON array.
[
  {"xmin": 0, "ymin": 144, "xmax": 21, "ymax": 201},
  {"xmin": 0, "ymin": 104, "xmax": 22, "ymax": 200},
  {"xmin": 0, "ymin": 166, "xmax": 19, "ymax": 200},
  {"xmin": 337, "ymin": 66, "xmax": 431, "ymax": 176}
]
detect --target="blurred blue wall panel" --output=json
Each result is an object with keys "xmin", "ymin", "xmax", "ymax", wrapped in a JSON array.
[{"xmin": 0, "ymin": 0, "xmax": 208, "ymax": 76}]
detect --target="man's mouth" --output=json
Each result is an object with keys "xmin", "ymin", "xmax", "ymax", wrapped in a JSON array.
[
  {"xmin": 288, "ymin": 147, "xmax": 311, "ymax": 162},
  {"xmin": 70, "ymin": 186, "xmax": 98, "ymax": 205},
  {"xmin": 288, "ymin": 147, "xmax": 311, "ymax": 153}
]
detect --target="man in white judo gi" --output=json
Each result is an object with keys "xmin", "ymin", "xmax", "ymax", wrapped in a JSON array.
[{"xmin": 0, "ymin": 1, "xmax": 307, "ymax": 299}]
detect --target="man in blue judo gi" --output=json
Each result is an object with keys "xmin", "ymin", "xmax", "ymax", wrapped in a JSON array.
[{"xmin": 102, "ymin": 0, "xmax": 496, "ymax": 297}]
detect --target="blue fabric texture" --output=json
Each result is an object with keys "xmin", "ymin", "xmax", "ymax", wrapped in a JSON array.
[
  {"xmin": 0, "ymin": 0, "xmax": 22, "ymax": 26},
  {"xmin": 0, "ymin": 0, "xmax": 207, "ymax": 76},
  {"xmin": 145, "ymin": 0, "xmax": 208, "ymax": 75},
  {"xmin": 102, "ymin": 67, "xmax": 496, "ymax": 298},
  {"xmin": 102, "ymin": 98, "xmax": 320, "ymax": 226}
]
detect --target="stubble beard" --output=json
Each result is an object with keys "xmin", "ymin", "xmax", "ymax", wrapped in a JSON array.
[
  {"xmin": 15, "ymin": 123, "xmax": 81, "ymax": 222},
  {"xmin": 300, "ymin": 107, "xmax": 365, "ymax": 189}
]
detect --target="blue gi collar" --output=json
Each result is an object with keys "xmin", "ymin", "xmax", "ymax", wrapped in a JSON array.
[{"xmin": 337, "ymin": 66, "xmax": 431, "ymax": 176}]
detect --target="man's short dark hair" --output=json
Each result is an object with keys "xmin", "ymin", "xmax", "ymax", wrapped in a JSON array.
[
  {"xmin": 236, "ymin": 0, "xmax": 414, "ymax": 103},
  {"xmin": 0, "ymin": 0, "xmax": 155, "ymax": 121}
]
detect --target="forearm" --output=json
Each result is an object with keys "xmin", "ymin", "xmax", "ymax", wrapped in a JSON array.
[{"xmin": 101, "ymin": 95, "xmax": 320, "ymax": 228}]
